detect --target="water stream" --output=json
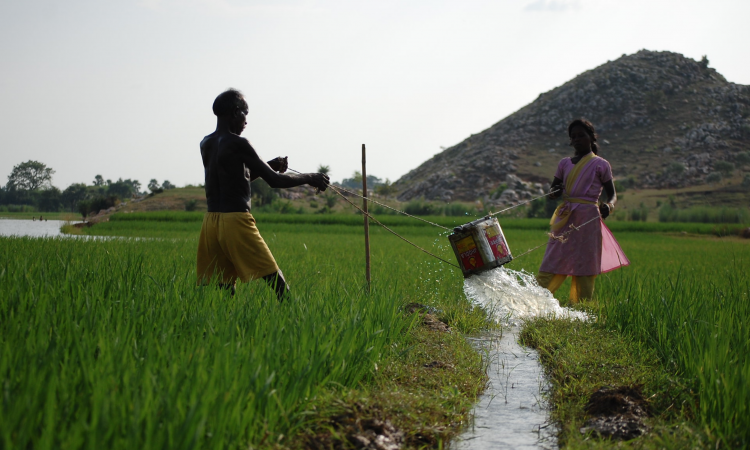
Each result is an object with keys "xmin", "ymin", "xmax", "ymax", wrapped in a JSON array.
[{"xmin": 453, "ymin": 268, "xmax": 588, "ymax": 449}]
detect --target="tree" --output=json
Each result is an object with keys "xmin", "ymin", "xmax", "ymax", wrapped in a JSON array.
[
  {"xmin": 6, "ymin": 160, "xmax": 55, "ymax": 191},
  {"xmin": 250, "ymin": 179, "xmax": 277, "ymax": 206},
  {"xmin": 339, "ymin": 171, "xmax": 383, "ymax": 190},
  {"xmin": 148, "ymin": 179, "xmax": 161, "ymax": 193},
  {"xmin": 374, "ymin": 179, "xmax": 398, "ymax": 198},
  {"xmin": 38, "ymin": 187, "xmax": 62, "ymax": 212},
  {"xmin": 107, "ymin": 178, "xmax": 135, "ymax": 199},
  {"xmin": 123, "ymin": 179, "xmax": 142, "ymax": 194},
  {"xmin": 699, "ymin": 55, "xmax": 709, "ymax": 69},
  {"xmin": 62, "ymin": 183, "xmax": 89, "ymax": 211},
  {"xmin": 162, "ymin": 180, "xmax": 176, "ymax": 190},
  {"xmin": 706, "ymin": 172, "xmax": 722, "ymax": 184},
  {"xmin": 714, "ymin": 161, "xmax": 734, "ymax": 177},
  {"xmin": 317, "ymin": 164, "xmax": 331, "ymax": 176},
  {"xmin": 666, "ymin": 162, "xmax": 686, "ymax": 176},
  {"xmin": 93, "ymin": 175, "xmax": 105, "ymax": 186}
]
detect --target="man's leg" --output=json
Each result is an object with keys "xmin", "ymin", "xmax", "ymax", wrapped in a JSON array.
[
  {"xmin": 197, "ymin": 213, "xmax": 239, "ymax": 291},
  {"xmin": 262, "ymin": 270, "xmax": 290, "ymax": 302}
]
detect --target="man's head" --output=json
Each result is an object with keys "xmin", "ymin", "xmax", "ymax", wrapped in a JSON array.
[{"xmin": 213, "ymin": 88, "xmax": 249, "ymax": 134}]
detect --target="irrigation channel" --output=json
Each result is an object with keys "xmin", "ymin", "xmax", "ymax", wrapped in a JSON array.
[{"xmin": 453, "ymin": 268, "xmax": 588, "ymax": 449}]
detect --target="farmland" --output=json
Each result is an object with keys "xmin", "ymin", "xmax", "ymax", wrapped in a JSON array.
[{"xmin": 2, "ymin": 211, "xmax": 749, "ymax": 448}]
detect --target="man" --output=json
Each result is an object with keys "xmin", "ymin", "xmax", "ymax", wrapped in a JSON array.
[{"xmin": 197, "ymin": 88, "xmax": 329, "ymax": 300}]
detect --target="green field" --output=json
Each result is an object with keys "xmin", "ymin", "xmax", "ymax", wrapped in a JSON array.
[
  {"xmin": 2, "ymin": 212, "xmax": 750, "ymax": 448},
  {"xmin": 1, "ymin": 216, "xmax": 490, "ymax": 449},
  {"xmin": 89, "ymin": 211, "xmax": 749, "ymax": 238}
]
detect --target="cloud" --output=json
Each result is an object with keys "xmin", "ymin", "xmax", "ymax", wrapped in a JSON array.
[
  {"xmin": 524, "ymin": 0, "xmax": 580, "ymax": 12},
  {"xmin": 137, "ymin": 0, "xmax": 321, "ymax": 17}
]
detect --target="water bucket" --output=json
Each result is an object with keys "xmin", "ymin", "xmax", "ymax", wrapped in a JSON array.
[{"xmin": 449, "ymin": 216, "xmax": 513, "ymax": 278}]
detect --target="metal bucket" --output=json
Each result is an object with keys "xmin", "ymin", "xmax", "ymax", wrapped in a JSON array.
[{"xmin": 449, "ymin": 216, "xmax": 513, "ymax": 278}]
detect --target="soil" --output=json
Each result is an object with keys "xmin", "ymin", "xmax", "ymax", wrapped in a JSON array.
[
  {"xmin": 303, "ymin": 402, "xmax": 403, "ymax": 450},
  {"xmin": 579, "ymin": 385, "xmax": 650, "ymax": 440},
  {"xmin": 403, "ymin": 303, "xmax": 451, "ymax": 333}
]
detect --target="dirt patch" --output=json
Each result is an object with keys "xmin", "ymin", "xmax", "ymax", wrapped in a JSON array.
[
  {"xmin": 304, "ymin": 402, "xmax": 403, "ymax": 450},
  {"xmin": 72, "ymin": 222, "xmax": 94, "ymax": 228},
  {"xmin": 580, "ymin": 385, "xmax": 650, "ymax": 440},
  {"xmin": 403, "ymin": 303, "xmax": 450, "ymax": 332},
  {"xmin": 422, "ymin": 361, "xmax": 454, "ymax": 370}
]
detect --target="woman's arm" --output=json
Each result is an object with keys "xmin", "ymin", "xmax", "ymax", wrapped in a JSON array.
[
  {"xmin": 549, "ymin": 177, "xmax": 563, "ymax": 199},
  {"xmin": 599, "ymin": 180, "xmax": 617, "ymax": 219}
]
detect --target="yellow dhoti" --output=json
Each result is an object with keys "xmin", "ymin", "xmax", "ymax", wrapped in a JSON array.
[{"xmin": 197, "ymin": 212, "xmax": 279, "ymax": 285}]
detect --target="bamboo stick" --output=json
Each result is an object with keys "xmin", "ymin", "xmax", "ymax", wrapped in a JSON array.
[{"xmin": 362, "ymin": 144, "xmax": 371, "ymax": 289}]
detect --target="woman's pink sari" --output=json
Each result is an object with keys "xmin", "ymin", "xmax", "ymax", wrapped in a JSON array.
[{"xmin": 538, "ymin": 155, "xmax": 629, "ymax": 276}]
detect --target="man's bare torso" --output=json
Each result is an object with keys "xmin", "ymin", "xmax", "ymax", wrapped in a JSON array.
[{"xmin": 200, "ymin": 131, "xmax": 254, "ymax": 213}]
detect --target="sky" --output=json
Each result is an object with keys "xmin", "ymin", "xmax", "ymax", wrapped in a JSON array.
[{"xmin": 1, "ymin": 0, "xmax": 749, "ymax": 190}]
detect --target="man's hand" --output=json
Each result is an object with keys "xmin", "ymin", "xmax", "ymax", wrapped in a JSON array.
[
  {"xmin": 309, "ymin": 173, "xmax": 330, "ymax": 192},
  {"xmin": 267, "ymin": 156, "xmax": 288, "ymax": 173}
]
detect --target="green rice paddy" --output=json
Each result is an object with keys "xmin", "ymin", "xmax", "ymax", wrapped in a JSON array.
[{"xmin": 1, "ymin": 211, "xmax": 749, "ymax": 448}]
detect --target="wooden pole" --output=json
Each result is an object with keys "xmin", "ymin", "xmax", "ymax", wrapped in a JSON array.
[{"xmin": 362, "ymin": 144, "xmax": 371, "ymax": 289}]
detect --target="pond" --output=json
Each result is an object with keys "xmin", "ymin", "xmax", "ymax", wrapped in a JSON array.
[{"xmin": 0, "ymin": 218, "xmax": 69, "ymax": 238}]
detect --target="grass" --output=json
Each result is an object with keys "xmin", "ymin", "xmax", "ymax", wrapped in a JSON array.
[
  {"xmin": 520, "ymin": 319, "xmax": 705, "ymax": 448},
  {"xmin": 4, "ymin": 209, "xmax": 750, "ymax": 447},
  {"xmin": 519, "ymin": 231, "xmax": 750, "ymax": 448},
  {"xmin": 91, "ymin": 211, "xmax": 750, "ymax": 238},
  {"xmin": 598, "ymin": 268, "xmax": 750, "ymax": 447},
  {"xmin": 658, "ymin": 204, "xmax": 750, "ymax": 223},
  {"xmin": 0, "ymin": 222, "xmax": 489, "ymax": 449}
]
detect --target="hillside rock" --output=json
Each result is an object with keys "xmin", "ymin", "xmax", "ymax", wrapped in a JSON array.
[{"xmin": 395, "ymin": 50, "xmax": 750, "ymax": 202}]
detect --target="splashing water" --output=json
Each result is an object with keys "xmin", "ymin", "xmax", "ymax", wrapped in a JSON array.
[{"xmin": 464, "ymin": 267, "xmax": 588, "ymax": 326}]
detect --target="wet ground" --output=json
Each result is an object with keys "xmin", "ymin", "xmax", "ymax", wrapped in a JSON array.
[{"xmin": 452, "ymin": 328, "xmax": 557, "ymax": 449}]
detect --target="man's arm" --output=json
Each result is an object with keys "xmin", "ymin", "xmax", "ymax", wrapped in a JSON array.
[
  {"xmin": 236, "ymin": 139, "xmax": 329, "ymax": 190},
  {"xmin": 250, "ymin": 157, "xmax": 288, "ymax": 182}
]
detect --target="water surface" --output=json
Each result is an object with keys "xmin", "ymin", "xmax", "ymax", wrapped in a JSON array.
[
  {"xmin": 454, "ymin": 267, "xmax": 588, "ymax": 449},
  {"xmin": 453, "ymin": 330, "xmax": 556, "ymax": 449},
  {"xmin": 0, "ymin": 219, "xmax": 68, "ymax": 238}
]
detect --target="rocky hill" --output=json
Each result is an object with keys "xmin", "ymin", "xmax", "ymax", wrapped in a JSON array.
[{"xmin": 394, "ymin": 50, "xmax": 750, "ymax": 205}]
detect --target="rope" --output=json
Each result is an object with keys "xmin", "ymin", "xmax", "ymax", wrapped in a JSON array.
[
  {"xmin": 284, "ymin": 166, "xmax": 596, "ymax": 267},
  {"xmin": 325, "ymin": 183, "xmax": 460, "ymax": 268},
  {"xmin": 487, "ymin": 189, "xmax": 560, "ymax": 217},
  {"xmin": 287, "ymin": 168, "xmax": 452, "ymax": 231},
  {"xmin": 509, "ymin": 215, "xmax": 601, "ymax": 261}
]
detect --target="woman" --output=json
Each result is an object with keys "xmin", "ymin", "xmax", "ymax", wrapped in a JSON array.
[{"xmin": 536, "ymin": 119, "xmax": 629, "ymax": 303}]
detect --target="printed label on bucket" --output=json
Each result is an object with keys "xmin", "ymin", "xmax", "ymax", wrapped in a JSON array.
[
  {"xmin": 485, "ymin": 226, "xmax": 509, "ymax": 260},
  {"xmin": 456, "ymin": 235, "xmax": 484, "ymax": 269}
]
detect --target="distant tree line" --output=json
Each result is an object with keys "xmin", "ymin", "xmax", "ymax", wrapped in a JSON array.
[{"xmin": 0, "ymin": 160, "xmax": 175, "ymax": 216}]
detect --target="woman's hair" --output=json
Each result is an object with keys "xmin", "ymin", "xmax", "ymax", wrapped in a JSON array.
[{"xmin": 567, "ymin": 118, "xmax": 599, "ymax": 155}]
